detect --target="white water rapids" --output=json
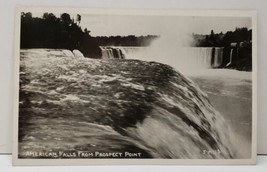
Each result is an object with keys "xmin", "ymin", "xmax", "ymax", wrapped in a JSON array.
[{"xmin": 18, "ymin": 48, "xmax": 251, "ymax": 159}]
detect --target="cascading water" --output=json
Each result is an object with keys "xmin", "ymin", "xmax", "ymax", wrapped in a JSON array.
[
  {"xmin": 212, "ymin": 48, "xmax": 224, "ymax": 68},
  {"xmin": 25, "ymin": 49, "xmax": 85, "ymax": 59},
  {"xmin": 184, "ymin": 47, "xmax": 214, "ymax": 68},
  {"xmin": 100, "ymin": 46, "xmax": 126, "ymax": 59},
  {"xmin": 18, "ymin": 49, "xmax": 238, "ymax": 159},
  {"xmin": 226, "ymin": 48, "xmax": 234, "ymax": 67},
  {"xmin": 101, "ymin": 46, "xmax": 224, "ymax": 70}
]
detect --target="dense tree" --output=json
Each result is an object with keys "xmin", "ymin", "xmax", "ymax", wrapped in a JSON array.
[
  {"xmin": 76, "ymin": 14, "xmax": 81, "ymax": 25},
  {"xmin": 42, "ymin": 13, "xmax": 57, "ymax": 21},
  {"xmin": 60, "ymin": 13, "xmax": 72, "ymax": 25},
  {"xmin": 20, "ymin": 12, "xmax": 101, "ymax": 58},
  {"xmin": 193, "ymin": 27, "xmax": 252, "ymax": 47},
  {"xmin": 94, "ymin": 35, "xmax": 158, "ymax": 47}
]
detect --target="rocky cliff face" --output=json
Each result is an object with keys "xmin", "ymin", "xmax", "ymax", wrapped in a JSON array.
[{"xmin": 18, "ymin": 49, "xmax": 235, "ymax": 159}]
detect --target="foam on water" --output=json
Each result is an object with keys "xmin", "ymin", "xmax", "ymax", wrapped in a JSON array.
[{"xmin": 18, "ymin": 49, "xmax": 239, "ymax": 159}]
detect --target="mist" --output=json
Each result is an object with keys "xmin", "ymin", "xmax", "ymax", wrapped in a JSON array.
[{"xmin": 125, "ymin": 23, "xmax": 208, "ymax": 74}]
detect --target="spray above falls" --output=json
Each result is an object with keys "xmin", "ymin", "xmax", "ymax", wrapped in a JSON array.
[
  {"xmin": 98, "ymin": 30, "xmax": 226, "ymax": 74},
  {"xmin": 100, "ymin": 46, "xmax": 224, "ymax": 72}
]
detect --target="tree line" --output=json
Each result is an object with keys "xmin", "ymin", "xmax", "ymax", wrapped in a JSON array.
[
  {"xmin": 21, "ymin": 12, "xmax": 102, "ymax": 58},
  {"xmin": 193, "ymin": 27, "xmax": 252, "ymax": 47},
  {"xmin": 94, "ymin": 35, "xmax": 158, "ymax": 47},
  {"xmin": 20, "ymin": 12, "xmax": 158, "ymax": 58}
]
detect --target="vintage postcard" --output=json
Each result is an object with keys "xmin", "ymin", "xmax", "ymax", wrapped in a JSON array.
[{"xmin": 13, "ymin": 7, "xmax": 257, "ymax": 165}]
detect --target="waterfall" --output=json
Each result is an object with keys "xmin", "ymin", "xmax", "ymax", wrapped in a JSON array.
[
  {"xmin": 107, "ymin": 46, "xmax": 224, "ymax": 69},
  {"xmin": 100, "ymin": 47, "xmax": 126, "ymax": 59},
  {"xmin": 19, "ymin": 48, "xmax": 237, "ymax": 159},
  {"xmin": 226, "ymin": 48, "xmax": 234, "ymax": 67},
  {"xmin": 212, "ymin": 48, "xmax": 224, "ymax": 68},
  {"xmin": 176, "ymin": 47, "xmax": 224, "ymax": 68},
  {"xmin": 186, "ymin": 47, "xmax": 214, "ymax": 68}
]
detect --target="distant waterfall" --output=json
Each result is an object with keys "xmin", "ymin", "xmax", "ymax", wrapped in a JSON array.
[
  {"xmin": 185, "ymin": 47, "xmax": 212, "ymax": 68},
  {"xmin": 101, "ymin": 46, "xmax": 224, "ymax": 69},
  {"xmin": 226, "ymin": 48, "xmax": 234, "ymax": 67},
  {"xmin": 178, "ymin": 47, "xmax": 224, "ymax": 68},
  {"xmin": 213, "ymin": 48, "xmax": 224, "ymax": 68},
  {"xmin": 100, "ymin": 47, "xmax": 126, "ymax": 59}
]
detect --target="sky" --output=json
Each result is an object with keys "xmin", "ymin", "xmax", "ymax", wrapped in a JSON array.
[
  {"xmin": 80, "ymin": 15, "xmax": 251, "ymax": 36},
  {"xmin": 32, "ymin": 12, "xmax": 251, "ymax": 37}
]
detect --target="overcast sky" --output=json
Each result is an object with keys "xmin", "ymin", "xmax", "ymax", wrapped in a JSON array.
[
  {"xmin": 80, "ymin": 15, "xmax": 251, "ymax": 36},
  {"xmin": 32, "ymin": 12, "xmax": 251, "ymax": 37}
]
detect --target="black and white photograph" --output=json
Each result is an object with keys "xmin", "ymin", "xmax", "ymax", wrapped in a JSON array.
[{"xmin": 13, "ymin": 8, "xmax": 257, "ymax": 165}]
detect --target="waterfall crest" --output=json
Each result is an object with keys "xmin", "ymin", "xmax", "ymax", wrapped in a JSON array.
[
  {"xmin": 100, "ymin": 46, "xmax": 224, "ymax": 70},
  {"xmin": 19, "ymin": 49, "xmax": 237, "ymax": 159},
  {"xmin": 100, "ymin": 47, "xmax": 126, "ymax": 59}
]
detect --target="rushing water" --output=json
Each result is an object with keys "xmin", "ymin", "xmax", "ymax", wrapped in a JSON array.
[
  {"xmin": 101, "ymin": 46, "xmax": 224, "ymax": 72},
  {"xmin": 188, "ymin": 69, "xmax": 252, "ymax": 158},
  {"xmin": 19, "ymin": 49, "xmax": 238, "ymax": 159}
]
